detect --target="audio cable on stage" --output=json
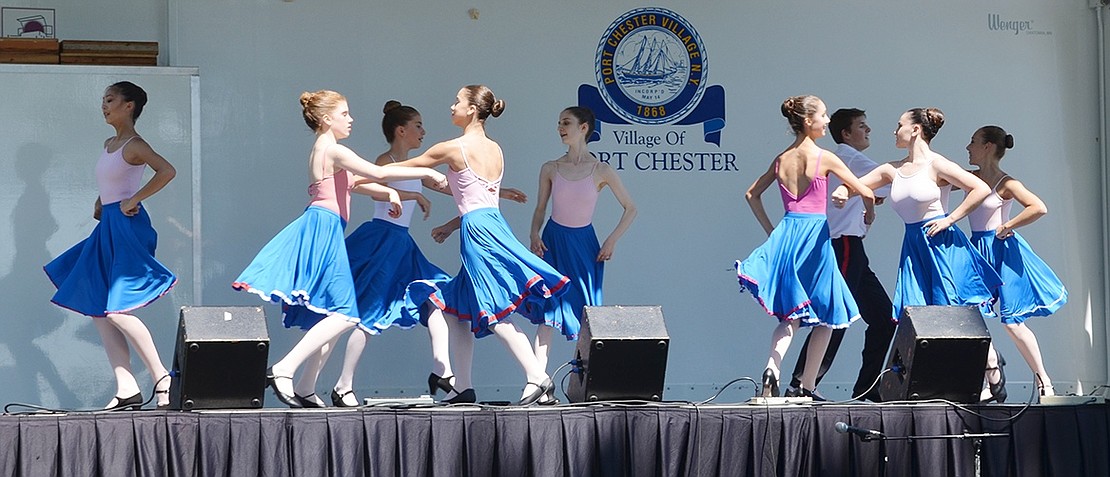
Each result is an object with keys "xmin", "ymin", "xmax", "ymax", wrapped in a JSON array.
[{"xmin": 4, "ymin": 374, "xmax": 171, "ymax": 415}]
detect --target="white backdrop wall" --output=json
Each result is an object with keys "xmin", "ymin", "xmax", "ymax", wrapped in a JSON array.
[{"xmin": 0, "ymin": 0, "xmax": 1105, "ymax": 407}]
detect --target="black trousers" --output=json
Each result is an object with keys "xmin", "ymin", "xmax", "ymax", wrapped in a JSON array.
[{"xmin": 789, "ymin": 235, "xmax": 896, "ymax": 399}]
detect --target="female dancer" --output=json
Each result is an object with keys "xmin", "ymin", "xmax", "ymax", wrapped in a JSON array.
[
  {"xmin": 737, "ymin": 95, "xmax": 874, "ymax": 399},
  {"xmin": 233, "ymin": 90, "xmax": 444, "ymax": 408},
  {"xmin": 396, "ymin": 85, "xmax": 568, "ymax": 405},
  {"xmin": 45, "ymin": 81, "xmax": 176, "ymax": 409},
  {"xmin": 837, "ymin": 108, "xmax": 1002, "ymax": 399},
  {"xmin": 332, "ymin": 101, "xmax": 531, "ymax": 406},
  {"xmin": 966, "ymin": 125, "xmax": 1066, "ymax": 399},
  {"xmin": 327, "ymin": 100, "xmax": 451, "ymax": 406},
  {"xmin": 842, "ymin": 108, "xmax": 999, "ymax": 319},
  {"xmin": 528, "ymin": 106, "xmax": 637, "ymax": 375}
]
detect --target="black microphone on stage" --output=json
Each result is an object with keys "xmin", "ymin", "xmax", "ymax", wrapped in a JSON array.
[{"xmin": 835, "ymin": 421, "xmax": 884, "ymax": 440}]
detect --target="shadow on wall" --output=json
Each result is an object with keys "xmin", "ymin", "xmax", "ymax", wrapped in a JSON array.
[{"xmin": 0, "ymin": 143, "xmax": 118, "ymax": 409}]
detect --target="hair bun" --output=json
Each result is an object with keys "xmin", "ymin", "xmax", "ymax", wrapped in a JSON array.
[
  {"xmin": 1004, "ymin": 134, "xmax": 1014, "ymax": 149},
  {"xmin": 490, "ymin": 98, "xmax": 506, "ymax": 118},
  {"xmin": 925, "ymin": 107, "xmax": 945, "ymax": 132},
  {"xmin": 780, "ymin": 98, "xmax": 795, "ymax": 119},
  {"xmin": 383, "ymin": 100, "xmax": 402, "ymax": 114}
]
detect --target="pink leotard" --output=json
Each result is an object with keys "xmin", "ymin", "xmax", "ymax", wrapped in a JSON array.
[
  {"xmin": 95, "ymin": 136, "xmax": 144, "ymax": 204},
  {"xmin": 550, "ymin": 162, "xmax": 600, "ymax": 227},
  {"xmin": 778, "ymin": 151, "xmax": 827, "ymax": 214},
  {"xmin": 447, "ymin": 139, "xmax": 502, "ymax": 215},
  {"xmin": 307, "ymin": 170, "xmax": 353, "ymax": 221}
]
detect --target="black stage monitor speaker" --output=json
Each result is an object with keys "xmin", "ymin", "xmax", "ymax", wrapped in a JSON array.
[
  {"xmin": 567, "ymin": 305, "xmax": 669, "ymax": 403},
  {"xmin": 879, "ymin": 305, "xmax": 990, "ymax": 403},
  {"xmin": 169, "ymin": 306, "xmax": 270, "ymax": 410}
]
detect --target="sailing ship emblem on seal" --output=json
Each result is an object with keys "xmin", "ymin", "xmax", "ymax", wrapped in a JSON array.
[{"xmin": 595, "ymin": 8, "xmax": 708, "ymax": 125}]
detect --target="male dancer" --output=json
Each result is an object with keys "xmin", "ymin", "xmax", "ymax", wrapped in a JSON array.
[{"xmin": 785, "ymin": 108, "xmax": 896, "ymax": 401}]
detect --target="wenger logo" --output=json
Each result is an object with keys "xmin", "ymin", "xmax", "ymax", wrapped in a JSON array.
[{"xmin": 987, "ymin": 13, "xmax": 1050, "ymax": 36}]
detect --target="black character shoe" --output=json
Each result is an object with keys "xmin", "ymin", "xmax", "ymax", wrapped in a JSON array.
[
  {"xmin": 427, "ymin": 373, "xmax": 455, "ymax": 396},
  {"xmin": 331, "ymin": 388, "xmax": 359, "ymax": 407},
  {"xmin": 442, "ymin": 388, "xmax": 476, "ymax": 404},
  {"xmin": 761, "ymin": 368, "xmax": 780, "ymax": 398},
  {"xmin": 266, "ymin": 367, "xmax": 302, "ymax": 408},
  {"xmin": 294, "ymin": 393, "xmax": 326, "ymax": 408},
  {"xmin": 155, "ymin": 374, "xmax": 172, "ymax": 409},
  {"xmin": 799, "ymin": 388, "xmax": 828, "ymax": 402},
  {"xmin": 981, "ymin": 353, "xmax": 1008, "ymax": 404},
  {"xmin": 538, "ymin": 387, "xmax": 559, "ymax": 405},
  {"xmin": 108, "ymin": 392, "xmax": 144, "ymax": 411},
  {"xmin": 518, "ymin": 378, "xmax": 554, "ymax": 406}
]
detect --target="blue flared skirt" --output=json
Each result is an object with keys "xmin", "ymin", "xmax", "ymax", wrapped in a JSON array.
[
  {"xmin": 524, "ymin": 218, "xmax": 600, "ymax": 340},
  {"xmin": 346, "ymin": 219, "xmax": 451, "ymax": 333},
  {"xmin": 891, "ymin": 216, "xmax": 1002, "ymax": 322},
  {"xmin": 232, "ymin": 206, "xmax": 358, "ymax": 330},
  {"xmin": 735, "ymin": 212, "xmax": 859, "ymax": 328},
  {"xmin": 971, "ymin": 231, "xmax": 1067, "ymax": 324},
  {"xmin": 406, "ymin": 207, "xmax": 570, "ymax": 338},
  {"xmin": 44, "ymin": 202, "xmax": 176, "ymax": 317}
]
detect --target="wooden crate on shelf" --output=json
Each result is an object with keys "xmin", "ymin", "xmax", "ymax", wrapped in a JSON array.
[
  {"xmin": 60, "ymin": 40, "xmax": 158, "ymax": 66},
  {"xmin": 0, "ymin": 38, "xmax": 60, "ymax": 64}
]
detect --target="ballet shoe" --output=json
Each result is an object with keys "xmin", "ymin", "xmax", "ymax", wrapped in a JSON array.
[
  {"xmin": 107, "ymin": 392, "xmax": 144, "ymax": 411},
  {"xmin": 427, "ymin": 373, "xmax": 455, "ymax": 396},
  {"xmin": 981, "ymin": 354, "xmax": 1008, "ymax": 403},
  {"xmin": 331, "ymin": 388, "xmax": 359, "ymax": 407},
  {"xmin": 798, "ymin": 388, "xmax": 828, "ymax": 402},
  {"xmin": 155, "ymin": 374, "xmax": 171, "ymax": 409},
  {"xmin": 266, "ymin": 367, "xmax": 302, "ymax": 408},
  {"xmin": 518, "ymin": 378, "xmax": 554, "ymax": 406},
  {"xmin": 761, "ymin": 368, "xmax": 780, "ymax": 398},
  {"xmin": 442, "ymin": 388, "xmax": 476, "ymax": 404},
  {"xmin": 294, "ymin": 393, "xmax": 326, "ymax": 408}
]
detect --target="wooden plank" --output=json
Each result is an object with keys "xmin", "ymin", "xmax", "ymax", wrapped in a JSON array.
[
  {"xmin": 0, "ymin": 38, "xmax": 60, "ymax": 53},
  {"xmin": 58, "ymin": 55, "xmax": 156, "ymax": 65},
  {"xmin": 61, "ymin": 40, "xmax": 158, "ymax": 54},
  {"xmin": 0, "ymin": 52, "xmax": 60, "ymax": 64},
  {"xmin": 60, "ymin": 51, "xmax": 158, "ymax": 58}
]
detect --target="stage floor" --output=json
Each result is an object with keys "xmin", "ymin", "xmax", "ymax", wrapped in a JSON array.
[{"xmin": 1, "ymin": 400, "xmax": 1106, "ymax": 476}]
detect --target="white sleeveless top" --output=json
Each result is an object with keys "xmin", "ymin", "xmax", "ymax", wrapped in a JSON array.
[
  {"xmin": 373, "ymin": 154, "xmax": 422, "ymax": 227},
  {"xmin": 95, "ymin": 136, "xmax": 144, "ymax": 204},
  {"xmin": 889, "ymin": 159, "xmax": 950, "ymax": 223},
  {"xmin": 967, "ymin": 175, "xmax": 1012, "ymax": 232}
]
